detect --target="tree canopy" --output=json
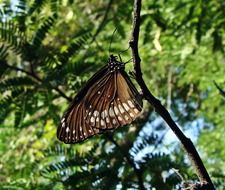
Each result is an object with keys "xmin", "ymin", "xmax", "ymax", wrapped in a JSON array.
[{"xmin": 0, "ymin": 0, "xmax": 224, "ymax": 189}]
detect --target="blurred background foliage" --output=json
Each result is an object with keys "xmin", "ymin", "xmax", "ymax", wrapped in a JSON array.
[{"xmin": 0, "ymin": 0, "xmax": 225, "ymax": 189}]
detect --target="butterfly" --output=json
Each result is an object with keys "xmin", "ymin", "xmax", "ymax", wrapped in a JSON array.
[{"xmin": 57, "ymin": 55, "xmax": 143, "ymax": 144}]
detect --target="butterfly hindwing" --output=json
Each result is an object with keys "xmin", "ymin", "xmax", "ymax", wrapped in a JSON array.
[{"xmin": 57, "ymin": 66, "xmax": 108, "ymax": 143}]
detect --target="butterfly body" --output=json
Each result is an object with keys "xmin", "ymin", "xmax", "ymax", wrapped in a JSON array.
[{"xmin": 57, "ymin": 55, "xmax": 142, "ymax": 144}]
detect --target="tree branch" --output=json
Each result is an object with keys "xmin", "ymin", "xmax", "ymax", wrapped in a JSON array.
[
  {"xmin": 214, "ymin": 80, "xmax": 225, "ymax": 98},
  {"xmin": 4, "ymin": 63, "xmax": 72, "ymax": 102},
  {"xmin": 129, "ymin": 0, "xmax": 215, "ymax": 189}
]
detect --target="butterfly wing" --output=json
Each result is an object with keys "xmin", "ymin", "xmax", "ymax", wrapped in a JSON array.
[
  {"xmin": 57, "ymin": 65, "xmax": 109, "ymax": 143},
  {"xmin": 57, "ymin": 64, "xmax": 142, "ymax": 144}
]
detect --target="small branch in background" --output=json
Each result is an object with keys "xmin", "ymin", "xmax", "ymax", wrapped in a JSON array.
[
  {"xmin": 214, "ymin": 80, "xmax": 225, "ymax": 98},
  {"xmin": 4, "ymin": 63, "xmax": 40, "ymax": 80},
  {"xmin": 4, "ymin": 62, "xmax": 72, "ymax": 102},
  {"xmin": 129, "ymin": 0, "xmax": 215, "ymax": 189}
]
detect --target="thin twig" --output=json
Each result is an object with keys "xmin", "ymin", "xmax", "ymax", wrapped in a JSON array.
[
  {"xmin": 129, "ymin": 0, "xmax": 215, "ymax": 189},
  {"xmin": 4, "ymin": 63, "xmax": 72, "ymax": 102},
  {"xmin": 214, "ymin": 80, "xmax": 225, "ymax": 98}
]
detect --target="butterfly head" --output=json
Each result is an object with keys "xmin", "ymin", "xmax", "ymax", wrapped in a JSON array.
[{"xmin": 108, "ymin": 54, "xmax": 125, "ymax": 72}]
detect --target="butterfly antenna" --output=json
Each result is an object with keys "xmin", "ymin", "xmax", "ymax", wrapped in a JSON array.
[
  {"xmin": 119, "ymin": 46, "xmax": 131, "ymax": 54},
  {"xmin": 124, "ymin": 58, "xmax": 133, "ymax": 64},
  {"xmin": 118, "ymin": 46, "xmax": 131, "ymax": 63},
  {"xmin": 108, "ymin": 28, "xmax": 118, "ymax": 56}
]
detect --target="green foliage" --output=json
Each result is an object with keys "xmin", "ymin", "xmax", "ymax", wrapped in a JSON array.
[
  {"xmin": 32, "ymin": 15, "xmax": 57, "ymax": 48},
  {"xmin": 0, "ymin": 0, "xmax": 225, "ymax": 189},
  {"xmin": 28, "ymin": 0, "xmax": 50, "ymax": 15},
  {"xmin": 39, "ymin": 127, "xmax": 185, "ymax": 190}
]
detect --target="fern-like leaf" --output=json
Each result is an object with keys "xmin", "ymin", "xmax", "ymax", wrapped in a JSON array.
[
  {"xmin": 50, "ymin": 0, "xmax": 58, "ymax": 14},
  {"xmin": 41, "ymin": 158, "xmax": 87, "ymax": 176},
  {"xmin": 0, "ymin": 44, "xmax": 9, "ymax": 60},
  {"xmin": 31, "ymin": 16, "xmax": 56, "ymax": 48},
  {"xmin": 0, "ymin": 20, "xmax": 26, "ymax": 54},
  {"xmin": 15, "ymin": 0, "xmax": 27, "ymax": 15},
  {"xmin": 0, "ymin": 88, "xmax": 24, "ymax": 124},
  {"xmin": 28, "ymin": 0, "xmax": 48, "ymax": 15},
  {"xmin": 0, "ymin": 95, "xmax": 13, "ymax": 124},
  {"xmin": 0, "ymin": 3, "xmax": 13, "ymax": 19},
  {"xmin": 14, "ymin": 96, "xmax": 26, "ymax": 127},
  {"xmin": 58, "ymin": 32, "xmax": 92, "ymax": 64},
  {"xmin": 0, "ymin": 76, "xmax": 36, "ymax": 93},
  {"xmin": 130, "ymin": 132, "xmax": 158, "ymax": 158}
]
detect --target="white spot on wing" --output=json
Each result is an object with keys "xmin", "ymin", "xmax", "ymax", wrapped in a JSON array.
[
  {"xmin": 61, "ymin": 118, "xmax": 65, "ymax": 123},
  {"xmin": 134, "ymin": 108, "xmax": 139, "ymax": 114},
  {"xmin": 125, "ymin": 115, "xmax": 129, "ymax": 120},
  {"xmin": 118, "ymin": 116, "xmax": 122, "ymax": 121},
  {"xmin": 128, "ymin": 100, "xmax": 135, "ymax": 108},
  {"xmin": 101, "ymin": 110, "xmax": 108, "ymax": 118},
  {"xmin": 90, "ymin": 116, "xmax": 95, "ymax": 123},
  {"xmin": 93, "ymin": 110, "xmax": 99, "ymax": 117},
  {"xmin": 66, "ymin": 127, "xmax": 69, "ymax": 133},
  {"xmin": 114, "ymin": 106, "xmax": 119, "ymax": 115},
  {"xmin": 118, "ymin": 104, "xmax": 125, "ymax": 113},
  {"xmin": 106, "ymin": 117, "xmax": 110, "ymax": 123},
  {"xmin": 123, "ymin": 103, "xmax": 130, "ymax": 111},
  {"xmin": 73, "ymin": 130, "xmax": 75, "ymax": 134},
  {"xmin": 100, "ymin": 119, "xmax": 105, "ymax": 126},
  {"xmin": 62, "ymin": 122, "xmax": 65, "ymax": 128},
  {"xmin": 130, "ymin": 113, "xmax": 134, "ymax": 118},
  {"xmin": 113, "ymin": 119, "xmax": 117, "ymax": 125},
  {"xmin": 109, "ymin": 107, "xmax": 115, "ymax": 117}
]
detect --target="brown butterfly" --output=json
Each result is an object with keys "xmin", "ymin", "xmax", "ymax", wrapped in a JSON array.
[{"xmin": 57, "ymin": 55, "xmax": 142, "ymax": 144}]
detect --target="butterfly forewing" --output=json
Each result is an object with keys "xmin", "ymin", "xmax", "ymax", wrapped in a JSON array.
[{"xmin": 57, "ymin": 55, "xmax": 143, "ymax": 144}]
